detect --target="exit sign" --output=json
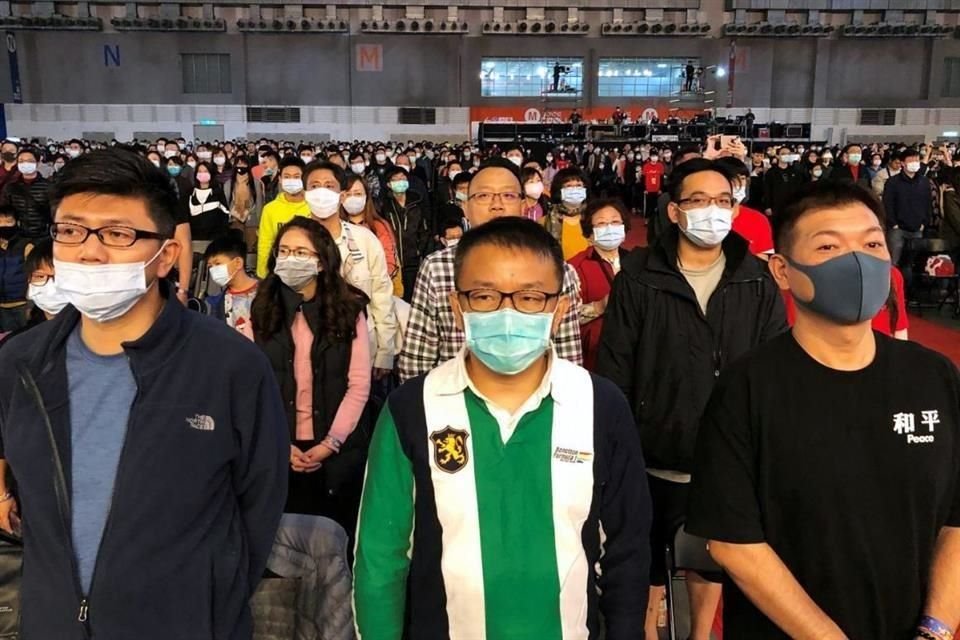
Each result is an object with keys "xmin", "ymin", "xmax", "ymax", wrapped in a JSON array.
[{"xmin": 199, "ymin": 119, "xmax": 217, "ymax": 125}]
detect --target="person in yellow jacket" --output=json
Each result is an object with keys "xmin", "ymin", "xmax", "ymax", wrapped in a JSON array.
[{"xmin": 256, "ymin": 157, "xmax": 310, "ymax": 277}]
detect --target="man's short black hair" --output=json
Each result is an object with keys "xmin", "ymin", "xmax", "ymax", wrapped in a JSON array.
[
  {"xmin": 278, "ymin": 156, "xmax": 305, "ymax": 173},
  {"xmin": 714, "ymin": 156, "xmax": 749, "ymax": 180},
  {"xmin": 475, "ymin": 157, "xmax": 521, "ymax": 181},
  {"xmin": 24, "ymin": 237, "xmax": 53, "ymax": 275},
  {"xmin": 49, "ymin": 149, "xmax": 178, "ymax": 237},
  {"xmin": 303, "ymin": 160, "xmax": 347, "ymax": 189},
  {"xmin": 773, "ymin": 181, "xmax": 886, "ymax": 256},
  {"xmin": 203, "ymin": 229, "xmax": 247, "ymax": 262},
  {"xmin": 349, "ymin": 150, "xmax": 365, "ymax": 163},
  {"xmin": 0, "ymin": 203, "xmax": 17, "ymax": 220},
  {"xmin": 452, "ymin": 172, "xmax": 473, "ymax": 189},
  {"xmin": 16, "ymin": 147, "xmax": 39, "ymax": 163},
  {"xmin": 667, "ymin": 158, "xmax": 735, "ymax": 203},
  {"xmin": 439, "ymin": 213, "xmax": 464, "ymax": 235},
  {"xmin": 900, "ymin": 148, "xmax": 920, "ymax": 162},
  {"xmin": 385, "ymin": 166, "xmax": 409, "ymax": 182},
  {"xmin": 454, "ymin": 216, "xmax": 564, "ymax": 289}
]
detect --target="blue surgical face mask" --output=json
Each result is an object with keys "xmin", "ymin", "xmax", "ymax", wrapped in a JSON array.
[
  {"xmin": 561, "ymin": 186, "xmax": 588, "ymax": 207},
  {"xmin": 463, "ymin": 308, "xmax": 553, "ymax": 375},
  {"xmin": 390, "ymin": 180, "xmax": 410, "ymax": 194},
  {"xmin": 594, "ymin": 224, "xmax": 626, "ymax": 251},
  {"xmin": 787, "ymin": 251, "xmax": 891, "ymax": 324},
  {"xmin": 167, "ymin": 165, "xmax": 182, "ymax": 177},
  {"xmin": 679, "ymin": 204, "xmax": 732, "ymax": 248}
]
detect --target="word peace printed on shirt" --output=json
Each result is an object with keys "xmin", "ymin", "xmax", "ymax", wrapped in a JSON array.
[{"xmin": 892, "ymin": 409, "xmax": 941, "ymax": 444}]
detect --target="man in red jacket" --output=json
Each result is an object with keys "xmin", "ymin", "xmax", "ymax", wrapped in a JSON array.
[{"xmin": 641, "ymin": 152, "xmax": 665, "ymax": 221}]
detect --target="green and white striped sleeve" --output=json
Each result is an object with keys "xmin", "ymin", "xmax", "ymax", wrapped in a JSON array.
[{"xmin": 353, "ymin": 404, "xmax": 415, "ymax": 640}]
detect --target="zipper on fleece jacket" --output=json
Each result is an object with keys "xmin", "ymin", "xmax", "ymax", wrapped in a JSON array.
[{"xmin": 19, "ymin": 360, "xmax": 142, "ymax": 637}]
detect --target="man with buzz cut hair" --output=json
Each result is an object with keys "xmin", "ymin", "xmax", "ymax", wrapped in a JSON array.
[{"xmin": 355, "ymin": 216, "xmax": 651, "ymax": 640}]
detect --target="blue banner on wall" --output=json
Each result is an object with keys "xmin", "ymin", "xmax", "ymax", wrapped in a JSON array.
[{"xmin": 5, "ymin": 32, "xmax": 21, "ymax": 104}]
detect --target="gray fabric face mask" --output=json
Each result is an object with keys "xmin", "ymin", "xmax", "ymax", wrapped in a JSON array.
[{"xmin": 787, "ymin": 251, "xmax": 891, "ymax": 324}]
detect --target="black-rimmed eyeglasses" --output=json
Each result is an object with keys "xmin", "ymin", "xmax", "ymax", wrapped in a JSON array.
[
  {"xmin": 457, "ymin": 288, "xmax": 561, "ymax": 314},
  {"xmin": 50, "ymin": 222, "xmax": 168, "ymax": 248}
]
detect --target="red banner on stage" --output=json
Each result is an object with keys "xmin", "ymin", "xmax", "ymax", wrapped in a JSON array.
[{"xmin": 469, "ymin": 105, "xmax": 704, "ymax": 124}]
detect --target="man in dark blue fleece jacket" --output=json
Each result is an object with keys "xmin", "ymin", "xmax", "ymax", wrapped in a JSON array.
[{"xmin": 0, "ymin": 149, "xmax": 288, "ymax": 639}]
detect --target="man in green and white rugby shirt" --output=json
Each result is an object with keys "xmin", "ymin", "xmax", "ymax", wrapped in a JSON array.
[{"xmin": 354, "ymin": 216, "xmax": 652, "ymax": 639}]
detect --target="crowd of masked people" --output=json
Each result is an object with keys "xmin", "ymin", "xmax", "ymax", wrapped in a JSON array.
[{"xmin": 0, "ymin": 131, "xmax": 957, "ymax": 640}]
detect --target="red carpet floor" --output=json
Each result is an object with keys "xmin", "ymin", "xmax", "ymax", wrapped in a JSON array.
[
  {"xmin": 625, "ymin": 215, "xmax": 960, "ymax": 366},
  {"xmin": 908, "ymin": 314, "xmax": 960, "ymax": 366}
]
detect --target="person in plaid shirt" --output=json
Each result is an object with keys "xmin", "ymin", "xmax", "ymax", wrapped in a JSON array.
[{"xmin": 398, "ymin": 158, "xmax": 582, "ymax": 382}]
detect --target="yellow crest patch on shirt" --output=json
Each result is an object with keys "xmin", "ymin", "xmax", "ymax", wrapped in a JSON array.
[{"xmin": 431, "ymin": 426, "xmax": 470, "ymax": 473}]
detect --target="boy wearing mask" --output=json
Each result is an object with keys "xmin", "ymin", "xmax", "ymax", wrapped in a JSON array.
[
  {"xmin": 204, "ymin": 231, "xmax": 259, "ymax": 340},
  {"xmin": 256, "ymin": 157, "xmax": 309, "ymax": 277}
]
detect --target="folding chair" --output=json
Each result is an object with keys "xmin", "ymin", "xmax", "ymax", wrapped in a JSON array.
[
  {"xmin": 250, "ymin": 574, "xmax": 300, "ymax": 640},
  {"xmin": 664, "ymin": 524, "xmax": 722, "ymax": 640}
]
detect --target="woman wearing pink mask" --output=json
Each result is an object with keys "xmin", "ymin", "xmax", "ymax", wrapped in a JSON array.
[{"xmin": 521, "ymin": 166, "xmax": 548, "ymax": 222}]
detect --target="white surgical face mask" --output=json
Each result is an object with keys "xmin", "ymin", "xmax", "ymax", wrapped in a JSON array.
[
  {"xmin": 343, "ymin": 194, "xmax": 367, "ymax": 215},
  {"xmin": 213, "ymin": 156, "xmax": 226, "ymax": 167},
  {"xmin": 150, "ymin": 160, "xmax": 161, "ymax": 169},
  {"xmin": 732, "ymin": 185, "xmax": 748, "ymax": 204},
  {"xmin": 679, "ymin": 204, "xmax": 732, "ymax": 248},
  {"xmin": 67, "ymin": 148, "xmax": 82, "ymax": 159},
  {"xmin": 197, "ymin": 151, "xmax": 212, "ymax": 161},
  {"xmin": 164, "ymin": 150, "xmax": 178, "ymax": 159},
  {"xmin": 351, "ymin": 162, "xmax": 366, "ymax": 175},
  {"xmin": 28, "ymin": 280, "xmax": 70, "ymax": 315},
  {"xmin": 274, "ymin": 256, "xmax": 318, "ymax": 291},
  {"xmin": 847, "ymin": 153, "xmax": 861, "ymax": 164},
  {"xmin": 301, "ymin": 155, "xmax": 314, "ymax": 164},
  {"xmin": 53, "ymin": 244, "xmax": 166, "ymax": 323},
  {"xmin": 305, "ymin": 187, "xmax": 341, "ymax": 218},
  {"xmin": 376, "ymin": 153, "xmax": 386, "ymax": 163},
  {"xmin": 906, "ymin": 161, "xmax": 921, "ymax": 173},
  {"xmin": 442, "ymin": 237, "xmax": 460, "ymax": 249},
  {"xmin": 208, "ymin": 263, "xmax": 237, "ymax": 288},
  {"xmin": 282, "ymin": 178, "xmax": 304, "ymax": 195},
  {"xmin": 17, "ymin": 162, "xmax": 36, "ymax": 175},
  {"xmin": 561, "ymin": 186, "xmax": 587, "ymax": 207},
  {"xmin": 187, "ymin": 161, "xmax": 197, "ymax": 169},
  {"xmin": 507, "ymin": 156, "xmax": 523, "ymax": 167}
]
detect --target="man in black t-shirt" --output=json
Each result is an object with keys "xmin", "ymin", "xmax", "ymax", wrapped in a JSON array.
[{"xmin": 687, "ymin": 181, "xmax": 960, "ymax": 640}]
